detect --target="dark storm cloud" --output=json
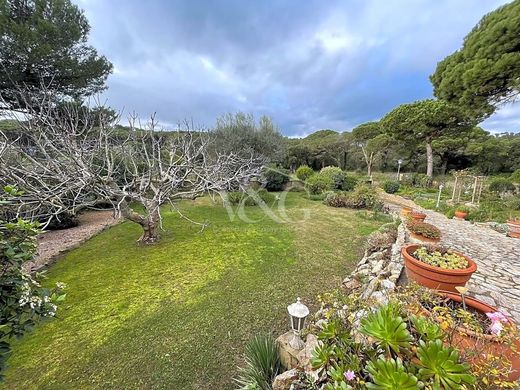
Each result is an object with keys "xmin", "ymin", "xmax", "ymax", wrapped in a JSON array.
[{"xmin": 77, "ymin": 0, "xmax": 518, "ymax": 136}]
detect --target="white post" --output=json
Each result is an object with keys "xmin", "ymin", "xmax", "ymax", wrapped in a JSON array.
[{"xmin": 436, "ymin": 184, "xmax": 444, "ymax": 209}]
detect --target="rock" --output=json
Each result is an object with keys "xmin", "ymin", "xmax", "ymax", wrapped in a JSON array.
[
  {"xmin": 297, "ymin": 334, "xmax": 319, "ymax": 373},
  {"xmin": 381, "ymin": 279, "xmax": 396, "ymax": 290},
  {"xmin": 342, "ymin": 278, "xmax": 361, "ymax": 291},
  {"xmin": 272, "ymin": 369, "xmax": 299, "ymax": 390},
  {"xmin": 276, "ymin": 331, "xmax": 301, "ymax": 369},
  {"xmin": 371, "ymin": 260, "xmax": 384, "ymax": 275},
  {"xmin": 370, "ymin": 291, "xmax": 388, "ymax": 305},
  {"xmin": 360, "ymin": 278, "xmax": 379, "ymax": 300}
]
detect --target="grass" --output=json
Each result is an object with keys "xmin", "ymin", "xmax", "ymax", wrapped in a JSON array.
[{"xmin": 0, "ymin": 193, "xmax": 387, "ymax": 390}]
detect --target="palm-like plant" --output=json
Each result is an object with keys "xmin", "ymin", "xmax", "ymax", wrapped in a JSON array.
[
  {"xmin": 235, "ymin": 334, "xmax": 282, "ymax": 390},
  {"xmin": 360, "ymin": 304, "xmax": 413, "ymax": 355},
  {"xmin": 410, "ymin": 315, "xmax": 444, "ymax": 342},
  {"xmin": 416, "ymin": 339, "xmax": 475, "ymax": 389},
  {"xmin": 366, "ymin": 357, "xmax": 422, "ymax": 389}
]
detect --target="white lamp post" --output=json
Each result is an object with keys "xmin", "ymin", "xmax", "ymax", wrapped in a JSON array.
[
  {"xmin": 396, "ymin": 159, "xmax": 403, "ymax": 181},
  {"xmin": 436, "ymin": 184, "xmax": 444, "ymax": 209},
  {"xmin": 287, "ymin": 297, "xmax": 309, "ymax": 350}
]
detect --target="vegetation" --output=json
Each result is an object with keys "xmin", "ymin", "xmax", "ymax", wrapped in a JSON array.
[
  {"xmin": 226, "ymin": 189, "xmax": 275, "ymax": 206},
  {"xmin": 383, "ymin": 181, "xmax": 400, "ymax": 194},
  {"xmin": 431, "ymin": 0, "xmax": 520, "ymax": 121},
  {"xmin": 406, "ymin": 220, "xmax": 441, "ymax": 240},
  {"xmin": 263, "ymin": 165, "xmax": 290, "ymax": 191},
  {"xmin": 295, "ymin": 165, "xmax": 314, "ymax": 181},
  {"xmin": 488, "ymin": 177, "xmax": 516, "ymax": 196},
  {"xmin": 0, "ymin": 193, "xmax": 384, "ymax": 389},
  {"xmin": 412, "ymin": 246, "xmax": 469, "ymax": 270},
  {"xmin": 234, "ymin": 334, "xmax": 281, "ymax": 390},
  {"xmin": 0, "ymin": 0, "xmax": 112, "ymax": 109},
  {"xmin": 305, "ymin": 173, "xmax": 334, "ymax": 195}
]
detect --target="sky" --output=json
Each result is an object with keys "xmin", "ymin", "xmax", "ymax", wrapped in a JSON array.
[{"xmin": 76, "ymin": 0, "xmax": 519, "ymax": 137}]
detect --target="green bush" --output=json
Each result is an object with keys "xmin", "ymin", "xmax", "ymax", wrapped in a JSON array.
[
  {"xmin": 295, "ymin": 165, "xmax": 314, "ymax": 181},
  {"xmin": 402, "ymin": 173, "xmax": 432, "ymax": 188},
  {"xmin": 235, "ymin": 334, "xmax": 281, "ymax": 390},
  {"xmin": 320, "ymin": 166, "xmax": 347, "ymax": 190},
  {"xmin": 383, "ymin": 180, "xmax": 400, "ymax": 194},
  {"xmin": 511, "ymin": 169, "xmax": 520, "ymax": 184},
  {"xmin": 305, "ymin": 173, "xmax": 333, "ymax": 195},
  {"xmin": 342, "ymin": 175, "xmax": 358, "ymax": 191},
  {"xmin": 488, "ymin": 177, "xmax": 515, "ymax": 194},
  {"xmin": 263, "ymin": 165, "xmax": 290, "ymax": 191},
  {"xmin": 226, "ymin": 189, "xmax": 275, "ymax": 206},
  {"xmin": 323, "ymin": 184, "xmax": 384, "ymax": 211},
  {"xmin": 323, "ymin": 191, "xmax": 349, "ymax": 207}
]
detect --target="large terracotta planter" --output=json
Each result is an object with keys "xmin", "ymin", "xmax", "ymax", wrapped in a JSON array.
[
  {"xmin": 401, "ymin": 206, "xmax": 412, "ymax": 217},
  {"xmin": 401, "ymin": 244, "xmax": 477, "ymax": 292},
  {"xmin": 411, "ymin": 211, "xmax": 427, "ymax": 222},
  {"xmin": 507, "ymin": 220, "xmax": 520, "ymax": 238},
  {"xmin": 454, "ymin": 211, "xmax": 468, "ymax": 219},
  {"xmin": 426, "ymin": 291, "xmax": 520, "ymax": 382}
]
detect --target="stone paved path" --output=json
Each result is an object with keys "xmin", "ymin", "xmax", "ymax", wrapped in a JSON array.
[{"xmin": 381, "ymin": 192, "xmax": 520, "ymax": 323}]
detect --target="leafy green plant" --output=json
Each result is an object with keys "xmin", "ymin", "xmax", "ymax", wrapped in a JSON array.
[
  {"xmin": 454, "ymin": 205, "xmax": 470, "ymax": 213},
  {"xmin": 360, "ymin": 303, "xmax": 413, "ymax": 355},
  {"xmin": 226, "ymin": 189, "xmax": 275, "ymax": 206},
  {"xmin": 263, "ymin": 165, "xmax": 290, "ymax": 191},
  {"xmin": 366, "ymin": 358, "xmax": 421, "ymax": 389},
  {"xmin": 417, "ymin": 339, "xmax": 475, "ymax": 389},
  {"xmin": 235, "ymin": 334, "xmax": 282, "ymax": 390},
  {"xmin": 488, "ymin": 177, "xmax": 515, "ymax": 195},
  {"xmin": 410, "ymin": 315, "xmax": 444, "ymax": 342},
  {"xmin": 342, "ymin": 176, "xmax": 358, "ymax": 191},
  {"xmin": 305, "ymin": 173, "xmax": 334, "ymax": 195},
  {"xmin": 511, "ymin": 169, "xmax": 520, "ymax": 184},
  {"xmin": 383, "ymin": 180, "xmax": 400, "ymax": 194},
  {"xmin": 412, "ymin": 247, "xmax": 468, "ymax": 270},
  {"xmin": 320, "ymin": 167, "xmax": 347, "ymax": 190},
  {"xmin": 295, "ymin": 165, "xmax": 314, "ymax": 181},
  {"xmin": 311, "ymin": 343, "xmax": 335, "ymax": 369},
  {"xmin": 406, "ymin": 220, "xmax": 441, "ymax": 239}
]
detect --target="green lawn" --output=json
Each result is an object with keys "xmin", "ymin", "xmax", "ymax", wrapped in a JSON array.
[{"xmin": 1, "ymin": 193, "xmax": 386, "ymax": 390}]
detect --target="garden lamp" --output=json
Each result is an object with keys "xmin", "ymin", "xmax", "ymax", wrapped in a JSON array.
[
  {"xmin": 396, "ymin": 159, "xmax": 403, "ymax": 180},
  {"xmin": 287, "ymin": 297, "xmax": 309, "ymax": 350}
]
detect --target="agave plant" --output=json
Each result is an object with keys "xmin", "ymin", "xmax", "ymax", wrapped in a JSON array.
[
  {"xmin": 416, "ymin": 339, "xmax": 476, "ymax": 389},
  {"xmin": 234, "ymin": 334, "xmax": 281, "ymax": 390},
  {"xmin": 366, "ymin": 357, "xmax": 422, "ymax": 389},
  {"xmin": 410, "ymin": 315, "xmax": 444, "ymax": 342},
  {"xmin": 360, "ymin": 303, "xmax": 413, "ymax": 355}
]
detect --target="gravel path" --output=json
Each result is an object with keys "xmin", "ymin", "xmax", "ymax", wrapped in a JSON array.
[
  {"xmin": 25, "ymin": 210, "xmax": 121, "ymax": 272},
  {"xmin": 381, "ymin": 192, "xmax": 520, "ymax": 323}
]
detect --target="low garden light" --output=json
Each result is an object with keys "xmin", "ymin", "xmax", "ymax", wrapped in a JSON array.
[
  {"xmin": 396, "ymin": 159, "xmax": 403, "ymax": 180},
  {"xmin": 287, "ymin": 297, "xmax": 309, "ymax": 350}
]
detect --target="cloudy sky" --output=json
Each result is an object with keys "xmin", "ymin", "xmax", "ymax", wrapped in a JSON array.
[{"xmin": 77, "ymin": 0, "xmax": 519, "ymax": 137}]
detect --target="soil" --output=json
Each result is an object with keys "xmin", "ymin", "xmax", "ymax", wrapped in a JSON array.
[{"xmin": 25, "ymin": 210, "xmax": 121, "ymax": 272}]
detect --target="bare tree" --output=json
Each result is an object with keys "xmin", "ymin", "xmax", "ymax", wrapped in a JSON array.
[{"xmin": 0, "ymin": 93, "xmax": 263, "ymax": 244}]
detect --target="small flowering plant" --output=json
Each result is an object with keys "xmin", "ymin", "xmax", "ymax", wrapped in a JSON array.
[{"xmin": 0, "ymin": 218, "xmax": 66, "ymax": 379}]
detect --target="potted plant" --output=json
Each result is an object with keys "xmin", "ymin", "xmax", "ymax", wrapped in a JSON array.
[
  {"xmin": 410, "ymin": 210, "xmax": 427, "ymax": 222},
  {"xmin": 420, "ymin": 290, "xmax": 520, "ymax": 381},
  {"xmin": 401, "ymin": 244, "xmax": 477, "ymax": 292},
  {"xmin": 454, "ymin": 205, "xmax": 470, "ymax": 220},
  {"xmin": 401, "ymin": 206, "xmax": 412, "ymax": 217},
  {"xmin": 507, "ymin": 217, "xmax": 520, "ymax": 238},
  {"xmin": 406, "ymin": 220, "xmax": 441, "ymax": 243}
]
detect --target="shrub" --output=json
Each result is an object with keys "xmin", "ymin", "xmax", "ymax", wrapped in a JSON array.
[
  {"xmin": 43, "ymin": 212, "xmax": 79, "ymax": 230},
  {"xmin": 323, "ymin": 191, "xmax": 349, "ymax": 207},
  {"xmin": 345, "ymin": 183, "xmax": 383, "ymax": 210},
  {"xmin": 320, "ymin": 166, "xmax": 346, "ymax": 190},
  {"xmin": 263, "ymin": 165, "xmax": 290, "ymax": 191},
  {"xmin": 455, "ymin": 205, "xmax": 471, "ymax": 213},
  {"xmin": 511, "ymin": 169, "xmax": 520, "ymax": 184},
  {"xmin": 403, "ymin": 173, "xmax": 432, "ymax": 188},
  {"xmin": 383, "ymin": 180, "xmax": 400, "ymax": 194},
  {"xmin": 226, "ymin": 189, "xmax": 275, "ymax": 206},
  {"xmin": 488, "ymin": 177, "xmax": 515, "ymax": 195},
  {"xmin": 295, "ymin": 165, "xmax": 314, "ymax": 181},
  {"xmin": 234, "ymin": 334, "xmax": 281, "ymax": 390},
  {"xmin": 342, "ymin": 175, "xmax": 358, "ymax": 191},
  {"xmin": 305, "ymin": 173, "xmax": 333, "ymax": 195},
  {"xmin": 406, "ymin": 220, "xmax": 441, "ymax": 239}
]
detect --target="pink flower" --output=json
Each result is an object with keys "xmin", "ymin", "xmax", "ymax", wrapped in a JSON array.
[
  {"xmin": 344, "ymin": 370, "xmax": 356, "ymax": 381},
  {"xmin": 486, "ymin": 311, "xmax": 508, "ymax": 323},
  {"xmin": 490, "ymin": 320, "xmax": 503, "ymax": 335}
]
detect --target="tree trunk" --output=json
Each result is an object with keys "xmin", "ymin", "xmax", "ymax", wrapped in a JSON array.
[
  {"xmin": 120, "ymin": 200, "xmax": 161, "ymax": 244},
  {"xmin": 441, "ymin": 158, "xmax": 448, "ymax": 175},
  {"xmin": 426, "ymin": 139, "xmax": 434, "ymax": 178}
]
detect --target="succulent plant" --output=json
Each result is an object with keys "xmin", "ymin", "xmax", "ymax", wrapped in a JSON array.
[
  {"xmin": 413, "ymin": 246, "xmax": 468, "ymax": 270},
  {"xmin": 366, "ymin": 357, "xmax": 422, "ymax": 389},
  {"xmin": 407, "ymin": 220, "xmax": 441, "ymax": 239}
]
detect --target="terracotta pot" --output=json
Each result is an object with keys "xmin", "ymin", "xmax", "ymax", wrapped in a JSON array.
[
  {"xmin": 411, "ymin": 211, "xmax": 427, "ymax": 222},
  {"xmin": 409, "ymin": 232, "xmax": 440, "ymax": 244},
  {"xmin": 425, "ymin": 291, "xmax": 520, "ymax": 381},
  {"xmin": 401, "ymin": 206, "xmax": 412, "ymax": 217},
  {"xmin": 507, "ymin": 220, "xmax": 520, "ymax": 238},
  {"xmin": 454, "ymin": 210, "xmax": 468, "ymax": 219},
  {"xmin": 401, "ymin": 244, "xmax": 477, "ymax": 292}
]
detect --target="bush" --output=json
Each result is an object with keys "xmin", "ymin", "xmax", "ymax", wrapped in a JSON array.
[
  {"xmin": 323, "ymin": 191, "xmax": 349, "ymax": 207},
  {"xmin": 383, "ymin": 180, "xmax": 400, "ymax": 194},
  {"xmin": 403, "ymin": 173, "xmax": 432, "ymax": 188},
  {"xmin": 488, "ymin": 177, "xmax": 515, "ymax": 195},
  {"xmin": 320, "ymin": 166, "xmax": 347, "ymax": 190},
  {"xmin": 295, "ymin": 165, "xmax": 314, "ymax": 181},
  {"xmin": 226, "ymin": 189, "xmax": 275, "ymax": 206},
  {"xmin": 43, "ymin": 212, "xmax": 79, "ymax": 230},
  {"xmin": 305, "ymin": 173, "xmax": 333, "ymax": 195},
  {"xmin": 406, "ymin": 220, "xmax": 441, "ymax": 239},
  {"xmin": 323, "ymin": 183, "xmax": 384, "ymax": 211},
  {"xmin": 511, "ymin": 169, "xmax": 520, "ymax": 184},
  {"xmin": 263, "ymin": 165, "xmax": 290, "ymax": 191},
  {"xmin": 235, "ymin": 334, "xmax": 281, "ymax": 390},
  {"xmin": 342, "ymin": 175, "xmax": 358, "ymax": 191}
]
